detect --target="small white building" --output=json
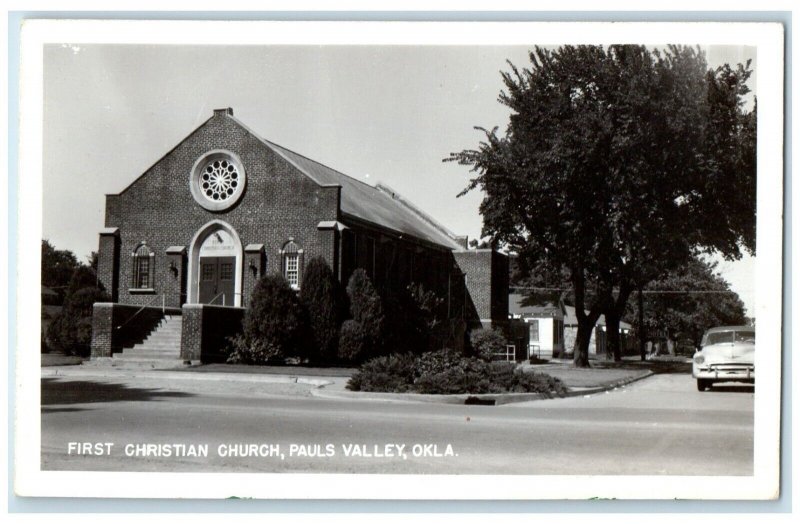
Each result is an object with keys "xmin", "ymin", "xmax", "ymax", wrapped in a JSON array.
[{"xmin": 508, "ymin": 293, "xmax": 565, "ymax": 359}]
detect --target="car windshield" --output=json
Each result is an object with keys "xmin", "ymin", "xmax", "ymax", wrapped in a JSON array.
[{"xmin": 706, "ymin": 330, "xmax": 756, "ymax": 345}]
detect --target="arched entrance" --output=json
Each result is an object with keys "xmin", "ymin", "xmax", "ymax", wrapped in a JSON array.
[{"xmin": 188, "ymin": 220, "xmax": 243, "ymax": 306}]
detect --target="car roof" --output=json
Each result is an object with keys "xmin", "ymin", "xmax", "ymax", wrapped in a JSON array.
[{"xmin": 704, "ymin": 325, "xmax": 755, "ymax": 333}]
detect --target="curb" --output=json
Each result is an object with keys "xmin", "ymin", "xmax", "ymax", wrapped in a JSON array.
[
  {"xmin": 41, "ymin": 366, "xmax": 334, "ymax": 388},
  {"xmin": 560, "ymin": 369, "xmax": 654, "ymax": 398},
  {"xmin": 311, "ymin": 369, "xmax": 655, "ymax": 405},
  {"xmin": 41, "ymin": 365, "xmax": 655, "ymax": 405}
]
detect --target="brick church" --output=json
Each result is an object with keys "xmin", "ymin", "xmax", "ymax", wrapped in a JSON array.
[{"xmin": 90, "ymin": 108, "xmax": 510, "ymax": 363}]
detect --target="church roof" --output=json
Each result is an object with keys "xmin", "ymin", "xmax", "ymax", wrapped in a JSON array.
[
  {"xmin": 259, "ymin": 138, "xmax": 464, "ymax": 251},
  {"xmin": 219, "ymin": 110, "xmax": 463, "ymax": 251}
]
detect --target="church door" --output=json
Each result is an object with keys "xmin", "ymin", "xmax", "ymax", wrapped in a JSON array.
[{"xmin": 198, "ymin": 256, "xmax": 236, "ymax": 305}]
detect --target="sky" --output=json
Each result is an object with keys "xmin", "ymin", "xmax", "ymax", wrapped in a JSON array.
[{"xmin": 41, "ymin": 43, "xmax": 757, "ymax": 314}]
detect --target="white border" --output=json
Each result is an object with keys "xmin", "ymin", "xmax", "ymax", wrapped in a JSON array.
[{"xmin": 15, "ymin": 20, "xmax": 784, "ymax": 500}]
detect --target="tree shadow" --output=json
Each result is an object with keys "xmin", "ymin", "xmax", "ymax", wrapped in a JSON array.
[
  {"xmin": 589, "ymin": 359, "xmax": 692, "ymax": 375},
  {"xmin": 41, "ymin": 378, "xmax": 195, "ymax": 407},
  {"xmin": 41, "ymin": 407, "xmax": 86, "ymax": 414}
]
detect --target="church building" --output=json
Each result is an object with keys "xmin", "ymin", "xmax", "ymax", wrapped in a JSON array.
[{"xmin": 90, "ymin": 108, "xmax": 509, "ymax": 363}]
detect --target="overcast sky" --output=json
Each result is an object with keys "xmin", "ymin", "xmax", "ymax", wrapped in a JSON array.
[{"xmin": 41, "ymin": 43, "xmax": 757, "ymax": 313}]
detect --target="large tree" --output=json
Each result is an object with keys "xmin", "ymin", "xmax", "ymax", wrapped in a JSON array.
[
  {"xmin": 628, "ymin": 257, "xmax": 748, "ymax": 351},
  {"xmin": 449, "ymin": 45, "xmax": 755, "ymax": 366},
  {"xmin": 41, "ymin": 239, "xmax": 80, "ymax": 303}
]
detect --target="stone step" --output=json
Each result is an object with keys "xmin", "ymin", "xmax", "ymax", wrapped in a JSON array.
[
  {"xmin": 139, "ymin": 338, "xmax": 181, "ymax": 344},
  {"xmin": 124, "ymin": 316, "xmax": 184, "ymax": 360},
  {"xmin": 123, "ymin": 345, "xmax": 179, "ymax": 352},
  {"xmin": 116, "ymin": 351, "xmax": 181, "ymax": 359},
  {"xmin": 101, "ymin": 358, "xmax": 188, "ymax": 369}
]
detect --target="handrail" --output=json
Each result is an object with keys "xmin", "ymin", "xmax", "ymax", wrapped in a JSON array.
[
  {"xmin": 208, "ymin": 292, "xmax": 226, "ymax": 306},
  {"xmin": 114, "ymin": 294, "xmax": 165, "ymax": 331}
]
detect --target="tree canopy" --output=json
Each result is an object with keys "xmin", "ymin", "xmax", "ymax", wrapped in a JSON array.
[
  {"xmin": 448, "ymin": 45, "xmax": 755, "ymax": 366},
  {"xmin": 42, "ymin": 239, "xmax": 81, "ymax": 302},
  {"xmin": 627, "ymin": 257, "xmax": 748, "ymax": 350}
]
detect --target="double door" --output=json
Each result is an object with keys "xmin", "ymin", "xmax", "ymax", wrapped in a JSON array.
[{"xmin": 198, "ymin": 256, "xmax": 235, "ymax": 306}]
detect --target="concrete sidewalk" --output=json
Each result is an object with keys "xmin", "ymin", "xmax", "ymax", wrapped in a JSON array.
[
  {"xmin": 41, "ymin": 359, "xmax": 655, "ymax": 405},
  {"xmin": 41, "ymin": 365, "xmax": 341, "ymax": 389}
]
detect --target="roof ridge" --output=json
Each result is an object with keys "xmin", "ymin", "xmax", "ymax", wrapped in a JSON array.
[
  {"xmin": 374, "ymin": 182, "xmax": 461, "ymax": 244},
  {"xmin": 260, "ymin": 137, "xmax": 379, "ymax": 191}
]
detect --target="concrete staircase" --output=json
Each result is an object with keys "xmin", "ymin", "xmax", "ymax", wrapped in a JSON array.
[{"xmin": 114, "ymin": 315, "xmax": 183, "ymax": 361}]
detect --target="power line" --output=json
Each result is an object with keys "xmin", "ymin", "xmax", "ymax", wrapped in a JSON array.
[{"xmin": 510, "ymin": 286, "xmax": 742, "ymax": 294}]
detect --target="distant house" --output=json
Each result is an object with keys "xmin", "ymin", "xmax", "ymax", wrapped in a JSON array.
[
  {"xmin": 563, "ymin": 305, "xmax": 633, "ymax": 358},
  {"xmin": 508, "ymin": 293, "xmax": 565, "ymax": 360}
]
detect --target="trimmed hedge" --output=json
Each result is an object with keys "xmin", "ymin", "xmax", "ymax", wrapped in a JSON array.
[
  {"xmin": 298, "ymin": 257, "xmax": 346, "ymax": 364},
  {"xmin": 469, "ymin": 328, "xmax": 508, "ymax": 360},
  {"xmin": 347, "ymin": 350, "xmax": 566, "ymax": 396}
]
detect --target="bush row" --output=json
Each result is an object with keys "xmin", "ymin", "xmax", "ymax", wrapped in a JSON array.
[
  {"xmin": 227, "ymin": 259, "xmax": 465, "ymax": 366},
  {"xmin": 347, "ymin": 350, "xmax": 566, "ymax": 396}
]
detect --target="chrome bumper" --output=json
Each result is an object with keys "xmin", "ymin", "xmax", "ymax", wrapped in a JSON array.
[{"xmin": 693, "ymin": 365, "xmax": 754, "ymax": 381}]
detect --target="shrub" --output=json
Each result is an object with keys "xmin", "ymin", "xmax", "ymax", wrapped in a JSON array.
[
  {"xmin": 469, "ymin": 328, "xmax": 508, "ymax": 361},
  {"xmin": 346, "ymin": 353, "xmax": 416, "ymax": 392},
  {"xmin": 380, "ymin": 282, "xmax": 447, "ymax": 355},
  {"xmin": 48, "ymin": 269, "xmax": 109, "ymax": 357},
  {"xmin": 347, "ymin": 349, "xmax": 566, "ymax": 396},
  {"xmin": 298, "ymin": 257, "xmax": 346, "ymax": 364},
  {"xmin": 341, "ymin": 269, "xmax": 385, "ymax": 360},
  {"xmin": 509, "ymin": 369, "xmax": 568, "ymax": 397},
  {"xmin": 338, "ymin": 319, "xmax": 367, "ymax": 363},
  {"xmin": 347, "ymin": 269, "xmax": 384, "ymax": 331},
  {"xmin": 236, "ymin": 273, "xmax": 309, "ymax": 363},
  {"xmin": 226, "ymin": 334, "xmax": 283, "ymax": 365}
]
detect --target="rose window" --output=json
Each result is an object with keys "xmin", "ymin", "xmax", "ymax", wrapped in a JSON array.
[
  {"xmin": 201, "ymin": 159, "xmax": 240, "ymax": 201},
  {"xmin": 190, "ymin": 150, "xmax": 246, "ymax": 211}
]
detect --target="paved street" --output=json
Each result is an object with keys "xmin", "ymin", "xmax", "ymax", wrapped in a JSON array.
[{"xmin": 41, "ymin": 370, "xmax": 754, "ymax": 475}]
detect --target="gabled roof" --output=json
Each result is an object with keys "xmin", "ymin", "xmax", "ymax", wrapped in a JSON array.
[
  {"xmin": 226, "ymin": 113, "xmax": 463, "ymax": 251},
  {"xmin": 115, "ymin": 109, "xmax": 466, "ymax": 252},
  {"xmin": 508, "ymin": 293, "xmax": 563, "ymax": 318},
  {"xmin": 260, "ymin": 138, "xmax": 464, "ymax": 251}
]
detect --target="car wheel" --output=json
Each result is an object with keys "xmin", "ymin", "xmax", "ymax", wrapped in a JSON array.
[{"xmin": 697, "ymin": 379, "xmax": 710, "ymax": 391}]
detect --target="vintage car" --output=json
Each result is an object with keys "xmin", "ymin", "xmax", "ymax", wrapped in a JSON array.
[{"xmin": 693, "ymin": 326, "xmax": 755, "ymax": 391}]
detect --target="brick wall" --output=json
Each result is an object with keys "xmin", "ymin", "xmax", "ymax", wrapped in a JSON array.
[
  {"xmin": 97, "ymin": 231, "xmax": 120, "ymax": 302},
  {"xmin": 103, "ymin": 111, "xmax": 341, "ymax": 307},
  {"xmin": 90, "ymin": 302, "xmax": 177, "ymax": 357},
  {"xmin": 453, "ymin": 250, "xmax": 509, "ymax": 329},
  {"xmin": 180, "ymin": 304, "xmax": 245, "ymax": 363}
]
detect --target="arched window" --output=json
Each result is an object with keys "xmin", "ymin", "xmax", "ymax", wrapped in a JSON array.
[
  {"xmin": 281, "ymin": 239, "xmax": 303, "ymax": 290},
  {"xmin": 131, "ymin": 243, "xmax": 155, "ymax": 289}
]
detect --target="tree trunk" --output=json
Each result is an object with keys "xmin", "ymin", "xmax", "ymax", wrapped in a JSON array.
[
  {"xmin": 573, "ymin": 316, "xmax": 594, "ymax": 367},
  {"xmin": 570, "ymin": 264, "xmax": 599, "ymax": 368},
  {"xmin": 601, "ymin": 282, "xmax": 632, "ymax": 362},
  {"xmin": 605, "ymin": 309, "xmax": 622, "ymax": 362},
  {"xmin": 638, "ymin": 287, "xmax": 646, "ymax": 361}
]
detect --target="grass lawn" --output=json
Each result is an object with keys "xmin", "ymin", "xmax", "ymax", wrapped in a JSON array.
[
  {"xmin": 526, "ymin": 355, "xmax": 691, "ymax": 388},
  {"xmin": 41, "ymin": 353, "xmax": 84, "ymax": 367}
]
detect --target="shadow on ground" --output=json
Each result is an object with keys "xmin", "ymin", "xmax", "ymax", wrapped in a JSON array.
[
  {"xmin": 41, "ymin": 378, "xmax": 194, "ymax": 407},
  {"xmin": 589, "ymin": 358, "xmax": 692, "ymax": 375},
  {"xmin": 705, "ymin": 384, "xmax": 755, "ymax": 394}
]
